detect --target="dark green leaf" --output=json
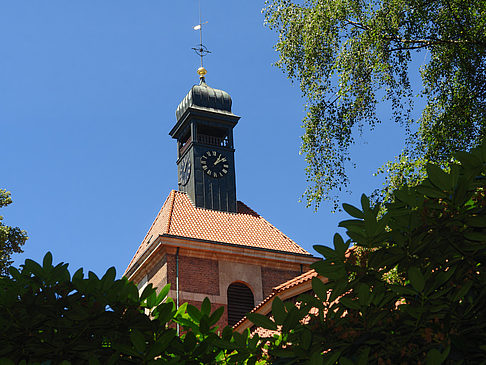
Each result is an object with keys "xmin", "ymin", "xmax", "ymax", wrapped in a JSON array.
[
  {"xmin": 201, "ymin": 297, "xmax": 211, "ymax": 316},
  {"xmin": 426, "ymin": 163, "xmax": 450, "ymax": 191},
  {"xmin": 209, "ymin": 306, "xmax": 225, "ymax": 326},
  {"xmin": 187, "ymin": 304, "xmax": 202, "ymax": 323},
  {"xmin": 340, "ymin": 296, "xmax": 361, "ymax": 310},
  {"xmin": 43, "ymin": 252, "xmax": 53, "ymax": 269},
  {"xmin": 342, "ymin": 203, "xmax": 364, "ymax": 219},
  {"xmin": 310, "ymin": 351, "xmax": 323, "ymax": 365},
  {"xmin": 246, "ymin": 313, "xmax": 277, "ymax": 330},
  {"xmin": 271, "ymin": 296, "xmax": 287, "ymax": 325},
  {"xmin": 408, "ymin": 266, "xmax": 425, "ymax": 292},
  {"xmin": 333, "ymin": 233, "xmax": 349, "ymax": 257},
  {"xmin": 314, "ymin": 245, "xmax": 337, "ymax": 260},
  {"xmin": 312, "ymin": 277, "xmax": 329, "ymax": 302},
  {"xmin": 130, "ymin": 329, "xmax": 146, "ymax": 353},
  {"xmin": 156, "ymin": 284, "xmax": 171, "ymax": 306}
]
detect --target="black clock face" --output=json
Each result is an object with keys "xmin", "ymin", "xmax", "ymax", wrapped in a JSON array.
[
  {"xmin": 179, "ymin": 156, "xmax": 191, "ymax": 186},
  {"xmin": 200, "ymin": 151, "xmax": 229, "ymax": 178}
]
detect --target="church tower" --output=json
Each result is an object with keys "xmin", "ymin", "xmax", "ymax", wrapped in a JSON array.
[
  {"xmin": 169, "ymin": 68, "xmax": 239, "ymax": 212},
  {"xmin": 125, "ymin": 69, "xmax": 316, "ymax": 328}
]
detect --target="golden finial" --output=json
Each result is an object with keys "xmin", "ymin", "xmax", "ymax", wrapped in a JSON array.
[{"xmin": 197, "ymin": 66, "xmax": 207, "ymax": 79}]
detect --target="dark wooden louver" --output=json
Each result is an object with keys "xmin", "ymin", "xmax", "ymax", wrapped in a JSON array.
[{"xmin": 227, "ymin": 282, "xmax": 255, "ymax": 326}]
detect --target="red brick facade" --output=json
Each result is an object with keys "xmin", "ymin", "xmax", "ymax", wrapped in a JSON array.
[
  {"xmin": 261, "ymin": 267, "xmax": 302, "ymax": 298},
  {"xmin": 167, "ymin": 254, "xmax": 220, "ymax": 295}
]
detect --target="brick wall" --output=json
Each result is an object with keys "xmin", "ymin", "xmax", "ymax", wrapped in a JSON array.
[
  {"xmin": 261, "ymin": 267, "xmax": 301, "ymax": 298},
  {"xmin": 167, "ymin": 254, "xmax": 220, "ymax": 295},
  {"xmin": 147, "ymin": 255, "xmax": 167, "ymax": 292}
]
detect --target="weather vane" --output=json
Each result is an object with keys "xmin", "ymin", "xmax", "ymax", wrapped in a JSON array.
[{"xmin": 192, "ymin": 0, "xmax": 211, "ymax": 76}]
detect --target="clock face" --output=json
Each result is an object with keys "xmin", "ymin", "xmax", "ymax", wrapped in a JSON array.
[
  {"xmin": 179, "ymin": 156, "xmax": 191, "ymax": 186},
  {"xmin": 200, "ymin": 150, "xmax": 229, "ymax": 178}
]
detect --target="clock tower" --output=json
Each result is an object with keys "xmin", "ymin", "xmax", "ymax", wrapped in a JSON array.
[{"xmin": 169, "ymin": 68, "xmax": 240, "ymax": 212}]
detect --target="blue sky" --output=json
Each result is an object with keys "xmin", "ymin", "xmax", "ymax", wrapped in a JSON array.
[{"xmin": 2, "ymin": 1, "xmax": 414, "ymax": 277}]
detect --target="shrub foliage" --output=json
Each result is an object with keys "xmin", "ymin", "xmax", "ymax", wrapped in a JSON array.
[
  {"xmin": 0, "ymin": 255, "xmax": 263, "ymax": 364},
  {"xmin": 252, "ymin": 142, "xmax": 486, "ymax": 364}
]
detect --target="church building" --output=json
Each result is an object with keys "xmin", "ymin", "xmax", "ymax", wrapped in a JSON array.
[{"xmin": 124, "ymin": 67, "xmax": 315, "ymax": 328}]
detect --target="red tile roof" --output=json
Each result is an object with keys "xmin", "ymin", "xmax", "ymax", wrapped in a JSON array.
[
  {"xmin": 272, "ymin": 268, "xmax": 318, "ymax": 292},
  {"xmin": 125, "ymin": 190, "xmax": 311, "ymax": 275}
]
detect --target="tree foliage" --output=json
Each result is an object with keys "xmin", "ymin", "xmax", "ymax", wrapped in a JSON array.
[
  {"xmin": 0, "ymin": 189, "xmax": 28, "ymax": 276},
  {"xmin": 264, "ymin": 0, "xmax": 486, "ymax": 209},
  {"xmin": 254, "ymin": 141, "xmax": 486, "ymax": 363}
]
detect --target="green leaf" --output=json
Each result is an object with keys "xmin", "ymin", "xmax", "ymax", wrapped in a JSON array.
[
  {"xmin": 390, "ymin": 284, "xmax": 417, "ymax": 296},
  {"xmin": 323, "ymin": 350, "xmax": 341, "ymax": 365},
  {"xmin": 101, "ymin": 267, "xmax": 116, "ymax": 290},
  {"xmin": 314, "ymin": 245, "xmax": 337, "ymax": 260},
  {"xmin": 426, "ymin": 163, "xmax": 450, "ymax": 191},
  {"xmin": 148, "ymin": 330, "xmax": 176, "ymax": 358},
  {"xmin": 357, "ymin": 346, "xmax": 370, "ymax": 365},
  {"xmin": 340, "ymin": 296, "xmax": 360, "ymax": 310},
  {"xmin": 358, "ymin": 283, "xmax": 371, "ymax": 307},
  {"xmin": 342, "ymin": 203, "xmax": 364, "ymax": 219},
  {"xmin": 408, "ymin": 266, "xmax": 425, "ymax": 292},
  {"xmin": 201, "ymin": 297, "xmax": 211, "ymax": 316},
  {"xmin": 312, "ymin": 277, "xmax": 329, "ymax": 302},
  {"xmin": 333, "ymin": 233, "xmax": 349, "ymax": 257},
  {"xmin": 130, "ymin": 329, "xmax": 146, "ymax": 353},
  {"xmin": 43, "ymin": 252, "xmax": 53, "ymax": 268},
  {"xmin": 187, "ymin": 304, "xmax": 202, "ymax": 322},
  {"xmin": 72, "ymin": 268, "xmax": 84, "ymax": 281},
  {"xmin": 309, "ymin": 351, "xmax": 323, "ymax": 365},
  {"xmin": 312, "ymin": 260, "xmax": 346, "ymax": 280},
  {"xmin": 271, "ymin": 296, "xmax": 287, "ymax": 325},
  {"xmin": 183, "ymin": 331, "xmax": 197, "ymax": 352},
  {"xmin": 301, "ymin": 329, "xmax": 312, "ymax": 350},
  {"xmin": 246, "ymin": 313, "xmax": 277, "ymax": 330},
  {"xmin": 222, "ymin": 326, "xmax": 233, "ymax": 341},
  {"xmin": 209, "ymin": 306, "xmax": 225, "ymax": 326},
  {"xmin": 464, "ymin": 231, "xmax": 486, "ymax": 242},
  {"xmin": 140, "ymin": 284, "xmax": 155, "ymax": 303},
  {"xmin": 199, "ymin": 314, "xmax": 210, "ymax": 334},
  {"xmin": 361, "ymin": 194, "xmax": 370, "ymax": 211},
  {"xmin": 155, "ymin": 284, "xmax": 171, "ymax": 305},
  {"xmin": 426, "ymin": 348, "xmax": 445, "ymax": 365},
  {"xmin": 174, "ymin": 302, "xmax": 188, "ymax": 319},
  {"xmin": 453, "ymin": 280, "xmax": 473, "ymax": 301}
]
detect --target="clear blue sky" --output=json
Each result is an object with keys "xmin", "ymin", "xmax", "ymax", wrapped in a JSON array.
[{"xmin": 2, "ymin": 1, "xmax": 415, "ymax": 277}]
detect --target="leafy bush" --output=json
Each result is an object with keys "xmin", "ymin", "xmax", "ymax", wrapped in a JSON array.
[
  {"xmin": 251, "ymin": 142, "xmax": 486, "ymax": 364},
  {"xmin": 0, "ymin": 254, "xmax": 263, "ymax": 364}
]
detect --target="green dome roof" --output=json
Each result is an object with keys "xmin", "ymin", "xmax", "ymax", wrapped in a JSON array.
[{"xmin": 175, "ymin": 80, "xmax": 232, "ymax": 121}]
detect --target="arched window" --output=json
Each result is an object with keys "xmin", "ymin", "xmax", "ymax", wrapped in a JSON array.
[{"xmin": 227, "ymin": 282, "xmax": 254, "ymax": 326}]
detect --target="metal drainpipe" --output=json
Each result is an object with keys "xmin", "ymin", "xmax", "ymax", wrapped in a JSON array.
[{"xmin": 176, "ymin": 247, "xmax": 180, "ymax": 335}]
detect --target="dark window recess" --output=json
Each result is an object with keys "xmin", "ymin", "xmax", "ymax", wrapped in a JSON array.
[
  {"xmin": 197, "ymin": 125, "xmax": 230, "ymax": 147},
  {"xmin": 179, "ymin": 130, "xmax": 192, "ymax": 155},
  {"xmin": 227, "ymin": 282, "xmax": 254, "ymax": 326}
]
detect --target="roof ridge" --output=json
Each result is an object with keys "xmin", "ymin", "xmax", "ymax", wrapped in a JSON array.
[
  {"xmin": 165, "ymin": 190, "xmax": 177, "ymax": 234},
  {"xmin": 272, "ymin": 269, "xmax": 317, "ymax": 292},
  {"xmin": 239, "ymin": 202, "xmax": 309, "ymax": 255}
]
